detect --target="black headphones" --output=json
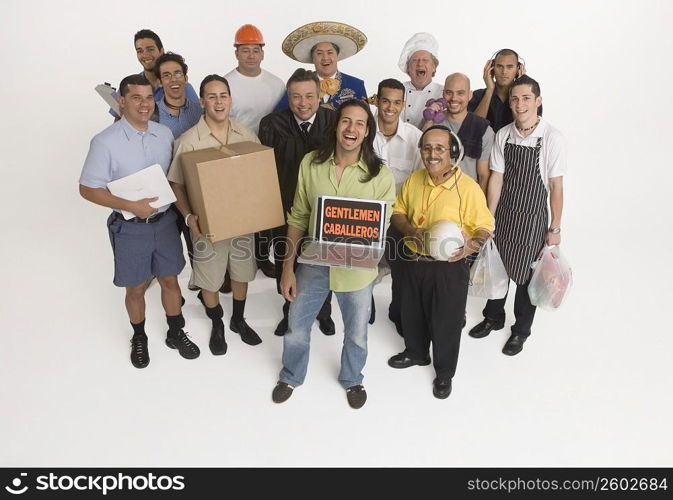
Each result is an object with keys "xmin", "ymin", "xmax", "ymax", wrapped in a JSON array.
[
  {"xmin": 490, "ymin": 48, "xmax": 525, "ymax": 70},
  {"xmin": 418, "ymin": 125, "xmax": 465, "ymax": 166}
]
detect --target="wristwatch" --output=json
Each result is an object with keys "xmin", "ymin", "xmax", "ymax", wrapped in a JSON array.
[{"xmin": 548, "ymin": 227, "xmax": 561, "ymax": 234}]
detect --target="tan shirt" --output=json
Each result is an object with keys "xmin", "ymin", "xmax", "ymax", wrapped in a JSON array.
[{"xmin": 167, "ymin": 116, "xmax": 260, "ymax": 185}]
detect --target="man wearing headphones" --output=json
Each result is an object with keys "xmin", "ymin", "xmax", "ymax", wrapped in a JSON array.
[
  {"xmin": 468, "ymin": 75, "xmax": 566, "ymax": 356},
  {"xmin": 422, "ymin": 73, "xmax": 494, "ymax": 193},
  {"xmin": 388, "ymin": 125, "xmax": 493, "ymax": 399},
  {"xmin": 468, "ymin": 49, "xmax": 541, "ymax": 133}
]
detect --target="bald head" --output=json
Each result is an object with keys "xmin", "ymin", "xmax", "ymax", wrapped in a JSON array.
[
  {"xmin": 444, "ymin": 72, "xmax": 470, "ymax": 91},
  {"xmin": 442, "ymin": 72, "xmax": 473, "ymax": 118}
]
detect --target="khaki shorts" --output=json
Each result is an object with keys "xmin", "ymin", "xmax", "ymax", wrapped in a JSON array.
[{"xmin": 189, "ymin": 233, "xmax": 257, "ymax": 291}]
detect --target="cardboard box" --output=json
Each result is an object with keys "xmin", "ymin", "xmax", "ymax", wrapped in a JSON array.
[{"xmin": 179, "ymin": 142, "xmax": 284, "ymax": 242}]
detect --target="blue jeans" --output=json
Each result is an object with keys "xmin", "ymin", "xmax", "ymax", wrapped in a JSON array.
[{"xmin": 279, "ymin": 264, "xmax": 374, "ymax": 389}]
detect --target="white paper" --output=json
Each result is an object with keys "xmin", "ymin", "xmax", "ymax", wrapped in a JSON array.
[
  {"xmin": 95, "ymin": 83, "xmax": 120, "ymax": 116},
  {"xmin": 106, "ymin": 164, "xmax": 176, "ymax": 220}
]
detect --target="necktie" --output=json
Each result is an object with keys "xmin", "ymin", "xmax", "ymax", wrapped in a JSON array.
[{"xmin": 300, "ymin": 122, "xmax": 310, "ymax": 135}]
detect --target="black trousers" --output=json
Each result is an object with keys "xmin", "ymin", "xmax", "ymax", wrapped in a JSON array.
[
  {"xmin": 386, "ymin": 225, "xmax": 407, "ymax": 323},
  {"xmin": 482, "ymin": 279, "xmax": 536, "ymax": 337},
  {"xmin": 400, "ymin": 257, "xmax": 470, "ymax": 381},
  {"xmin": 269, "ymin": 224, "xmax": 332, "ymax": 321}
]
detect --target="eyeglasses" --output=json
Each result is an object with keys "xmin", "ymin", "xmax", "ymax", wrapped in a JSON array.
[
  {"xmin": 421, "ymin": 145, "xmax": 448, "ymax": 155},
  {"xmin": 160, "ymin": 70, "xmax": 185, "ymax": 81}
]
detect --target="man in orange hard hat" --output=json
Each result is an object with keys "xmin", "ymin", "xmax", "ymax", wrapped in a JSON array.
[{"xmin": 225, "ymin": 24, "xmax": 285, "ymax": 281}]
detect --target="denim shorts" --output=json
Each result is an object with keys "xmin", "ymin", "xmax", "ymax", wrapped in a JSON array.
[{"xmin": 107, "ymin": 210, "xmax": 185, "ymax": 287}]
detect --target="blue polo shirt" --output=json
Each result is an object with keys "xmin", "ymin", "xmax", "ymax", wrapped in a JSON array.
[
  {"xmin": 156, "ymin": 98, "xmax": 203, "ymax": 139},
  {"xmin": 79, "ymin": 116, "xmax": 174, "ymax": 213}
]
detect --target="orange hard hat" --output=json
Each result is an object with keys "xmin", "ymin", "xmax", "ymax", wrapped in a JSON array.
[{"xmin": 234, "ymin": 24, "xmax": 265, "ymax": 46}]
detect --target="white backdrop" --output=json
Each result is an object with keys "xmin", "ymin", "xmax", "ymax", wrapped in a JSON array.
[{"xmin": 1, "ymin": 0, "xmax": 672, "ymax": 467}]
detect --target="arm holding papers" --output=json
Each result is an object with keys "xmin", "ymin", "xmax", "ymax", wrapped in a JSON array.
[
  {"xmin": 105, "ymin": 164, "xmax": 176, "ymax": 219},
  {"xmin": 79, "ymin": 185, "xmax": 158, "ymax": 219}
]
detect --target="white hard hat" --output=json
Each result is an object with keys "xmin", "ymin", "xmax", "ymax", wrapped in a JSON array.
[{"xmin": 426, "ymin": 220, "xmax": 464, "ymax": 260}]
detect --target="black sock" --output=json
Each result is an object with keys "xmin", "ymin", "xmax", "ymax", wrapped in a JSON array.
[
  {"xmin": 205, "ymin": 304, "xmax": 224, "ymax": 328},
  {"xmin": 166, "ymin": 314, "xmax": 185, "ymax": 336},
  {"xmin": 131, "ymin": 319, "xmax": 146, "ymax": 338},
  {"xmin": 232, "ymin": 298, "xmax": 246, "ymax": 322}
]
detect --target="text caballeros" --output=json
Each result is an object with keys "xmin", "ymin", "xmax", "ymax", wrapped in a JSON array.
[{"xmin": 323, "ymin": 223, "xmax": 379, "ymax": 239}]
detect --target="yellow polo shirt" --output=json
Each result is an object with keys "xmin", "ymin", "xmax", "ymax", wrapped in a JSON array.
[
  {"xmin": 287, "ymin": 151, "xmax": 396, "ymax": 292},
  {"xmin": 394, "ymin": 167, "xmax": 494, "ymax": 256}
]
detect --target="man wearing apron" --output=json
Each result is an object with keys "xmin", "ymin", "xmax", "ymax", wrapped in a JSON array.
[{"xmin": 468, "ymin": 75, "xmax": 567, "ymax": 356}]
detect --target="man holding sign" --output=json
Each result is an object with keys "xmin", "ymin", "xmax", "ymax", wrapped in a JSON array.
[
  {"xmin": 79, "ymin": 74, "xmax": 199, "ymax": 369},
  {"xmin": 272, "ymin": 100, "xmax": 395, "ymax": 409}
]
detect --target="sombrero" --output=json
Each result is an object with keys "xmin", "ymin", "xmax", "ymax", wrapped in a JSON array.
[{"xmin": 282, "ymin": 21, "xmax": 367, "ymax": 63}]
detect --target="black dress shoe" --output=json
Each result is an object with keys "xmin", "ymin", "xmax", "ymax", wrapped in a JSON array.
[
  {"xmin": 388, "ymin": 352, "xmax": 431, "ymax": 369},
  {"xmin": 502, "ymin": 334, "xmax": 527, "ymax": 356},
  {"xmin": 317, "ymin": 316, "xmax": 335, "ymax": 336},
  {"xmin": 433, "ymin": 378, "xmax": 452, "ymax": 399},
  {"xmin": 257, "ymin": 258, "xmax": 277, "ymax": 279},
  {"xmin": 219, "ymin": 272, "xmax": 232, "ymax": 294},
  {"xmin": 230, "ymin": 318, "xmax": 262, "ymax": 345},
  {"xmin": 209, "ymin": 323, "xmax": 227, "ymax": 355},
  {"xmin": 272, "ymin": 382, "xmax": 294, "ymax": 403},
  {"xmin": 274, "ymin": 316, "xmax": 288, "ymax": 337},
  {"xmin": 468, "ymin": 318, "xmax": 504, "ymax": 339}
]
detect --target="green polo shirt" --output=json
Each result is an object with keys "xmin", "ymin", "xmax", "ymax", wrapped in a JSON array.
[{"xmin": 287, "ymin": 151, "xmax": 396, "ymax": 292}]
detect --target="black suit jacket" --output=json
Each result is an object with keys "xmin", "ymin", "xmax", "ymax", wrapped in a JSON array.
[{"xmin": 259, "ymin": 106, "xmax": 337, "ymax": 214}]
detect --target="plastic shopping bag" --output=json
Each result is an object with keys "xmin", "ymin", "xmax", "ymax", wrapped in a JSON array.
[
  {"xmin": 468, "ymin": 239, "xmax": 509, "ymax": 299},
  {"xmin": 528, "ymin": 245, "xmax": 573, "ymax": 311}
]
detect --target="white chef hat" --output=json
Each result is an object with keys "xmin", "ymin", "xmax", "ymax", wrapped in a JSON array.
[{"xmin": 397, "ymin": 32, "xmax": 439, "ymax": 74}]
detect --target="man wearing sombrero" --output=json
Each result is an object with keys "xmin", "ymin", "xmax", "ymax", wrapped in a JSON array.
[{"xmin": 275, "ymin": 21, "xmax": 368, "ymax": 110}]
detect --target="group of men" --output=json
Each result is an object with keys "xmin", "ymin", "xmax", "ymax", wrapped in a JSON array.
[{"xmin": 80, "ymin": 23, "xmax": 567, "ymax": 408}]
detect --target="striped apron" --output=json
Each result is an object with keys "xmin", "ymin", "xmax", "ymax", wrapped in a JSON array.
[{"xmin": 494, "ymin": 135, "xmax": 547, "ymax": 285}]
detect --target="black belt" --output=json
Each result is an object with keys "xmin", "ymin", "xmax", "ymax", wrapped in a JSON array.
[{"xmin": 114, "ymin": 211, "xmax": 168, "ymax": 224}]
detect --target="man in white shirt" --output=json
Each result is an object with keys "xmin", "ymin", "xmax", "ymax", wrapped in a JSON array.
[
  {"xmin": 225, "ymin": 24, "xmax": 285, "ymax": 134},
  {"xmin": 397, "ymin": 33, "xmax": 443, "ymax": 129},
  {"xmin": 224, "ymin": 24, "xmax": 285, "ymax": 280},
  {"xmin": 469, "ymin": 75, "xmax": 566, "ymax": 356},
  {"xmin": 372, "ymin": 78, "xmax": 422, "ymax": 332}
]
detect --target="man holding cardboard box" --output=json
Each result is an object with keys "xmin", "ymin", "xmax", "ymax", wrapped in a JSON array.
[
  {"xmin": 79, "ymin": 74, "xmax": 201, "ymax": 369},
  {"xmin": 168, "ymin": 74, "xmax": 262, "ymax": 354}
]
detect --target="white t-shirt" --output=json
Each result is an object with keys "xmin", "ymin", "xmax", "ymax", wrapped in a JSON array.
[
  {"xmin": 224, "ymin": 68, "xmax": 285, "ymax": 134},
  {"xmin": 401, "ymin": 80, "xmax": 443, "ymax": 129},
  {"xmin": 373, "ymin": 115, "xmax": 424, "ymax": 193},
  {"xmin": 490, "ymin": 119, "xmax": 567, "ymax": 189}
]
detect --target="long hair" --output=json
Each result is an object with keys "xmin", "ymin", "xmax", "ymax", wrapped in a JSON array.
[{"xmin": 312, "ymin": 99, "xmax": 383, "ymax": 182}]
